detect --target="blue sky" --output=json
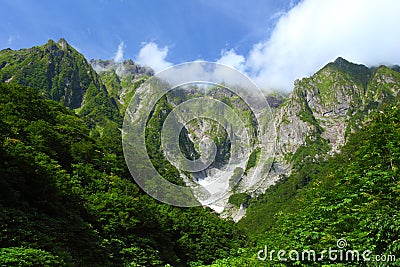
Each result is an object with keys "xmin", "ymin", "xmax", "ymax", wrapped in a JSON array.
[
  {"xmin": 1, "ymin": 0, "xmax": 400, "ymax": 91},
  {"xmin": 1, "ymin": 0, "xmax": 293, "ymax": 62}
]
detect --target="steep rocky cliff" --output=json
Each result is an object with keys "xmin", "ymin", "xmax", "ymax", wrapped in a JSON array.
[
  {"xmin": 225, "ymin": 58, "xmax": 400, "ymax": 220},
  {"xmin": 117, "ymin": 57, "xmax": 400, "ymax": 220},
  {"xmin": 90, "ymin": 59, "xmax": 153, "ymax": 112},
  {"xmin": 273, "ymin": 57, "xmax": 400, "ymax": 170}
]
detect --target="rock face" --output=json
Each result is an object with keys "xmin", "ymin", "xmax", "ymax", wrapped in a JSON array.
[
  {"xmin": 262, "ymin": 58, "xmax": 400, "ymax": 190},
  {"xmin": 91, "ymin": 59, "xmax": 153, "ymax": 77},
  {"xmin": 90, "ymin": 59, "xmax": 153, "ymax": 111},
  {"xmin": 118, "ymin": 57, "xmax": 400, "ymax": 220},
  {"xmin": 221, "ymin": 58, "xmax": 400, "ymax": 220}
]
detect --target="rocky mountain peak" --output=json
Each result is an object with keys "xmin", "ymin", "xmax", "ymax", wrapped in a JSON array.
[
  {"xmin": 44, "ymin": 38, "xmax": 70, "ymax": 52},
  {"xmin": 90, "ymin": 59, "xmax": 153, "ymax": 78},
  {"xmin": 0, "ymin": 38, "xmax": 120, "ymax": 127},
  {"xmin": 57, "ymin": 38, "xmax": 68, "ymax": 50},
  {"xmin": 326, "ymin": 57, "xmax": 372, "ymax": 87},
  {"xmin": 89, "ymin": 59, "xmax": 153, "ymax": 110},
  {"xmin": 256, "ymin": 57, "xmax": 400, "ymax": 203}
]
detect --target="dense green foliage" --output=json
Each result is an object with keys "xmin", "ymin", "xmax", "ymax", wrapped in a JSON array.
[
  {"xmin": 0, "ymin": 83, "xmax": 244, "ymax": 266},
  {"xmin": 145, "ymin": 95, "xmax": 186, "ymax": 186},
  {"xmin": 244, "ymin": 147, "xmax": 261, "ymax": 174},
  {"xmin": 228, "ymin": 193, "xmax": 249, "ymax": 208},
  {"xmin": 0, "ymin": 247, "xmax": 65, "ymax": 266}
]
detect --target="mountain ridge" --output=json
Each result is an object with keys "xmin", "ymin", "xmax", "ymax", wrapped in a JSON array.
[
  {"xmin": 89, "ymin": 59, "xmax": 153, "ymax": 112},
  {"xmin": 0, "ymin": 38, "xmax": 121, "ymax": 129},
  {"xmin": 245, "ymin": 57, "xmax": 400, "ymax": 212},
  {"xmin": 1, "ymin": 39, "xmax": 399, "ymax": 218},
  {"xmin": 0, "ymin": 39, "xmax": 399, "ymax": 266}
]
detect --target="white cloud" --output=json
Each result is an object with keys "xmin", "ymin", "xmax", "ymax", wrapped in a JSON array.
[
  {"xmin": 245, "ymin": 0, "xmax": 400, "ymax": 91},
  {"xmin": 113, "ymin": 41, "xmax": 125, "ymax": 62},
  {"xmin": 7, "ymin": 35, "xmax": 14, "ymax": 45},
  {"xmin": 155, "ymin": 61, "xmax": 258, "ymax": 94},
  {"xmin": 136, "ymin": 42, "xmax": 172, "ymax": 73},
  {"xmin": 134, "ymin": 0, "xmax": 400, "ymax": 92},
  {"xmin": 216, "ymin": 49, "xmax": 246, "ymax": 72}
]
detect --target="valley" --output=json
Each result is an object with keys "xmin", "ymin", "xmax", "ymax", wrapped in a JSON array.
[{"xmin": 0, "ymin": 39, "xmax": 399, "ymax": 266}]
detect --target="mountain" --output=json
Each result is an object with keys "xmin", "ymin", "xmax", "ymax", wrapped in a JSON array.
[
  {"xmin": 272, "ymin": 57, "xmax": 400, "ymax": 176},
  {"xmin": 0, "ymin": 39, "xmax": 121, "ymax": 128},
  {"xmin": 142, "ymin": 58, "xmax": 400, "ymax": 220},
  {"xmin": 195, "ymin": 59, "xmax": 400, "ymax": 266},
  {"xmin": 90, "ymin": 59, "xmax": 153, "ymax": 112},
  {"xmin": 221, "ymin": 57, "xmax": 400, "ymax": 219},
  {"xmin": 0, "ymin": 39, "xmax": 399, "ymax": 266},
  {"xmin": 88, "ymin": 51, "xmax": 400, "ymax": 220}
]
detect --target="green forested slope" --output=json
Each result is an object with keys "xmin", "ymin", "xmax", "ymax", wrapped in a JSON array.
[
  {"xmin": 0, "ymin": 39, "xmax": 121, "ymax": 130},
  {"xmin": 0, "ymin": 83, "xmax": 244, "ymax": 266}
]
